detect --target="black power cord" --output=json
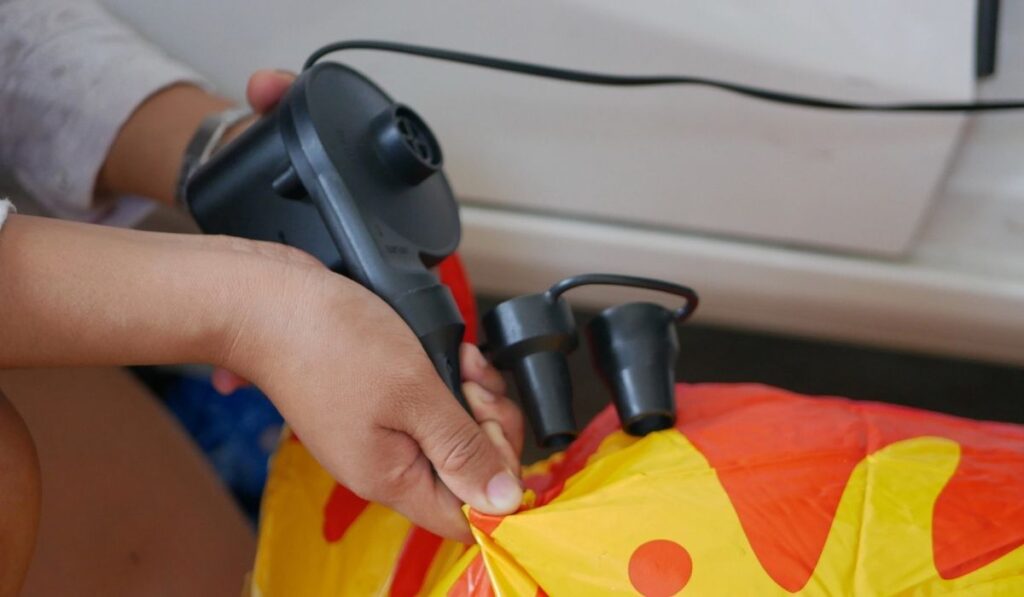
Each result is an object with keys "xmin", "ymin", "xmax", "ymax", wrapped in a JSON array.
[{"xmin": 305, "ymin": 40, "xmax": 1024, "ymax": 113}]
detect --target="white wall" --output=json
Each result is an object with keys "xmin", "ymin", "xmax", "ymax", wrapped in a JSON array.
[{"xmin": 102, "ymin": 0, "xmax": 972, "ymax": 256}]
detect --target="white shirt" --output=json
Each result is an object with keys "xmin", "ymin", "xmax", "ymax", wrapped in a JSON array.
[
  {"xmin": 0, "ymin": 198, "xmax": 13, "ymax": 230},
  {"xmin": 0, "ymin": 0, "xmax": 203, "ymax": 228}
]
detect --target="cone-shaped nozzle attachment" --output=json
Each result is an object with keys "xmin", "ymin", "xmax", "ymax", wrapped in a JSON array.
[
  {"xmin": 512, "ymin": 351, "xmax": 576, "ymax": 448},
  {"xmin": 482, "ymin": 293, "xmax": 579, "ymax": 448},
  {"xmin": 587, "ymin": 302, "xmax": 679, "ymax": 436}
]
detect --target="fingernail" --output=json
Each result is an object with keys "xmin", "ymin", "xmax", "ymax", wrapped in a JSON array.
[
  {"xmin": 466, "ymin": 381, "xmax": 496, "ymax": 403},
  {"xmin": 486, "ymin": 470, "xmax": 522, "ymax": 512},
  {"xmin": 211, "ymin": 370, "xmax": 233, "ymax": 395}
]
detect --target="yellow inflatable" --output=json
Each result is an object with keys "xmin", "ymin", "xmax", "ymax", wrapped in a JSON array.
[{"xmin": 250, "ymin": 383, "xmax": 1024, "ymax": 596}]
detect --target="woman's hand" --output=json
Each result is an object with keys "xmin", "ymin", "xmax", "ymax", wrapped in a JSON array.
[
  {"xmin": 215, "ymin": 247, "xmax": 523, "ymax": 540},
  {"xmin": 87, "ymin": 67, "xmax": 527, "ymax": 539},
  {"xmin": 216, "ymin": 340, "xmax": 525, "ymax": 474}
]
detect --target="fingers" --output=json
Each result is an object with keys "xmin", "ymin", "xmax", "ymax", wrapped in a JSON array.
[
  {"xmin": 481, "ymin": 420, "xmax": 519, "ymax": 476},
  {"xmin": 211, "ymin": 368, "xmax": 248, "ymax": 395},
  {"xmin": 355, "ymin": 428, "xmax": 473, "ymax": 542},
  {"xmin": 245, "ymin": 70, "xmax": 296, "ymax": 114},
  {"xmin": 464, "ymin": 382, "xmax": 524, "ymax": 466},
  {"xmin": 459, "ymin": 343, "xmax": 506, "ymax": 396},
  {"xmin": 397, "ymin": 389, "xmax": 522, "ymax": 518},
  {"xmin": 461, "ymin": 344, "xmax": 524, "ymax": 463}
]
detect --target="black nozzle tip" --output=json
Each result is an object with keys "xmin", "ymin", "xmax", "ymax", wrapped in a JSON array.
[
  {"xmin": 541, "ymin": 432, "xmax": 576, "ymax": 450},
  {"xmin": 587, "ymin": 302, "xmax": 680, "ymax": 438},
  {"xmin": 373, "ymin": 104, "xmax": 442, "ymax": 185},
  {"xmin": 483, "ymin": 293, "xmax": 580, "ymax": 448},
  {"xmin": 623, "ymin": 413, "xmax": 675, "ymax": 436}
]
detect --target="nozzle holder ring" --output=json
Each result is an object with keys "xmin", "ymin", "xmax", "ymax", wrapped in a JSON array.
[
  {"xmin": 548, "ymin": 273, "xmax": 699, "ymax": 438},
  {"xmin": 546, "ymin": 273, "xmax": 699, "ymax": 322}
]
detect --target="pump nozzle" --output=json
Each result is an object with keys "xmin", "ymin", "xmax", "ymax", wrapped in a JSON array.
[{"xmin": 482, "ymin": 293, "xmax": 579, "ymax": 448}]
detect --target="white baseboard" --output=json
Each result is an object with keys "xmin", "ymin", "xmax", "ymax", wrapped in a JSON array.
[{"xmin": 460, "ymin": 205, "xmax": 1024, "ymax": 366}]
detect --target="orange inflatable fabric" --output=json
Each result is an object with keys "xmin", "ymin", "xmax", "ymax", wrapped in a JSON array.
[{"xmin": 249, "ymin": 382, "xmax": 1024, "ymax": 596}]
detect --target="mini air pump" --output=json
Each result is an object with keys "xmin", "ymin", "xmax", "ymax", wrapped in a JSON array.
[{"xmin": 186, "ymin": 62, "xmax": 468, "ymax": 407}]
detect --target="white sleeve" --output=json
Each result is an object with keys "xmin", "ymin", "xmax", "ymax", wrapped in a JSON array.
[
  {"xmin": 0, "ymin": 198, "xmax": 14, "ymax": 231},
  {"xmin": 0, "ymin": 0, "xmax": 207, "ymax": 225}
]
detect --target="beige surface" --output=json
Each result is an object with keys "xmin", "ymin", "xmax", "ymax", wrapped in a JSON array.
[{"xmin": 0, "ymin": 367, "xmax": 254, "ymax": 597}]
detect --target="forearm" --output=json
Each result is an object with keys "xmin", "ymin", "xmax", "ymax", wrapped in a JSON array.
[
  {"xmin": 0, "ymin": 214, "xmax": 252, "ymax": 368},
  {"xmin": 96, "ymin": 84, "xmax": 236, "ymax": 206}
]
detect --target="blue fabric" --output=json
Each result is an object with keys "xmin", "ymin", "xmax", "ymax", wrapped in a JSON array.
[{"xmin": 162, "ymin": 374, "xmax": 283, "ymax": 519}]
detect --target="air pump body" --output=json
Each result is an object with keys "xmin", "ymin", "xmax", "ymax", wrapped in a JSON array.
[{"xmin": 186, "ymin": 63, "xmax": 467, "ymax": 406}]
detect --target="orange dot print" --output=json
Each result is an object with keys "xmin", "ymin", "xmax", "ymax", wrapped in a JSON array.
[{"xmin": 628, "ymin": 539, "xmax": 693, "ymax": 596}]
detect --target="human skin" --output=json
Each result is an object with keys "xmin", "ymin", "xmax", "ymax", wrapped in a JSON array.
[{"xmin": 0, "ymin": 72, "xmax": 524, "ymax": 544}]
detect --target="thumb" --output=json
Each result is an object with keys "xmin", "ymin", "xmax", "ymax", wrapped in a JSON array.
[
  {"xmin": 406, "ymin": 398, "xmax": 523, "ymax": 515},
  {"xmin": 245, "ymin": 69, "xmax": 296, "ymax": 114}
]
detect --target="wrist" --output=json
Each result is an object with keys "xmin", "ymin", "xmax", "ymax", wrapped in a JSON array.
[
  {"xmin": 218, "ymin": 247, "xmax": 420, "ymax": 398},
  {"xmin": 205, "ymin": 238, "xmax": 338, "ymax": 379},
  {"xmin": 98, "ymin": 84, "xmax": 233, "ymax": 205}
]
